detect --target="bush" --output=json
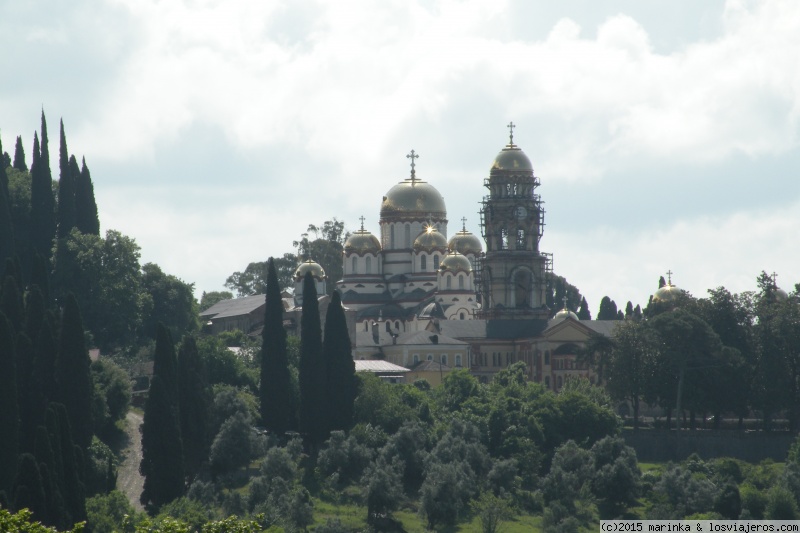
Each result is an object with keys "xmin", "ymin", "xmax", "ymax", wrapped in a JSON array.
[
  {"xmin": 765, "ymin": 486, "xmax": 798, "ymax": 520},
  {"xmin": 86, "ymin": 490, "xmax": 140, "ymax": 533},
  {"xmin": 740, "ymin": 483, "xmax": 767, "ymax": 519},
  {"xmin": 210, "ymin": 412, "xmax": 254, "ymax": 475}
]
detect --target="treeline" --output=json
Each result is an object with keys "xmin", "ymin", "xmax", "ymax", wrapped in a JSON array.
[
  {"xmin": 1, "ymin": 113, "xmax": 198, "ymax": 352},
  {"xmin": 584, "ymin": 273, "xmax": 800, "ymax": 431}
]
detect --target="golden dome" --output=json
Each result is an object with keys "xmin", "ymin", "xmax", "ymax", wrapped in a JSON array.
[
  {"xmin": 294, "ymin": 259, "xmax": 326, "ymax": 281},
  {"xmin": 439, "ymin": 251, "xmax": 472, "ymax": 274},
  {"xmin": 492, "ymin": 145, "xmax": 533, "ymax": 172},
  {"xmin": 344, "ymin": 230, "xmax": 381, "ymax": 255},
  {"xmin": 413, "ymin": 227, "xmax": 448, "ymax": 253},
  {"xmin": 448, "ymin": 228, "xmax": 483, "ymax": 255},
  {"xmin": 380, "ymin": 179, "xmax": 447, "ymax": 222},
  {"xmin": 652, "ymin": 284, "xmax": 684, "ymax": 303},
  {"xmin": 554, "ymin": 308, "xmax": 579, "ymax": 321}
]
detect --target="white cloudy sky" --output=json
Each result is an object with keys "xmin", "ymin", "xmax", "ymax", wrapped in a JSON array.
[{"xmin": 2, "ymin": 0, "xmax": 799, "ymax": 314}]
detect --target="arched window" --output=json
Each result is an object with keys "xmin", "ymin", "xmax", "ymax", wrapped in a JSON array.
[
  {"xmin": 427, "ymin": 354, "xmax": 433, "ymax": 361},
  {"xmin": 516, "ymin": 229, "xmax": 525, "ymax": 250},
  {"xmin": 366, "ymin": 256, "xmax": 372, "ymax": 273},
  {"xmin": 514, "ymin": 269, "xmax": 532, "ymax": 308},
  {"xmin": 433, "ymin": 255, "xmax": 440, "ymax": 270},
  {"xmin": 390, "ymin": 225, "xmax": 395, "ymax": 248},
  {"xmin": 446, "ymin": 276, "xmax": 451, "ymax": 289},
  {"xmin": 421, "ymin": 255, "xmax": 427, "ymax": 271},
  {"xmin": 441, "ymin": 354, "xmax": 447, "ymax": 366},
  {"xmin": 458, "ymin": 275, "xmax": 464, "ymax": 289},
  {"xmin": 459, "ymin": 312, "xmax": 465, "ymax": 320},
  {"xmin": 352, "ymin": 256, "xmax": 358, "ymax": 273},
  {"xmin": 413, "ymin": 354, "xmax": 420, "ymax": 364},
  {"xmin": 385, "ymin": 322, "xmax": 391, "ymax": 332},
  {"xmin": 404, "ymin": 224, "xmax": 411, "ymax": 248},
  {"xmin": 455, "ymin": 354, "xmax": 462, "ymax": 367},
  {"xmin": 395, "ymin": 321, "xmax": 400, "ymax": 330}
]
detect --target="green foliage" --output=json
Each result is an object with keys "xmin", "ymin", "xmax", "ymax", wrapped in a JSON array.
[
  {"xmin": 177, "ymin": 336, "xmax": 211, "ymax": 479},
  {"xmin": 74, "ymin": 158, "xmax": 99, "ymax": 236},
  {"xmin": 0, "ymin": 508, "xmax": 84, "ymax": 533},
  {"xmin": 419, "ymin": 461, "xmax": 475, "ymax": 529},
  {"xmin": 209, "ymin": 412, "xmax": 254, "ymax": 475},
  {"xmin": 86, "ymin": 490, "xmax": 140, "ymax": 533},
  {"xmin": 140, "ymin": 263, "xmax": 198, "ymax": 342},
  {"xmin": 197, "ymin": 336, "xmax": 257, "ymax": 391},
  {"xmin": 225, "ymin": 254, "xmax": 297, "ymax": 297},
  {"xmin": 353, "ymin": 374, "xmax": 420, "ymax": 433},
  {"xmin": 765, "ymin": 486, "xmax": 798, "ymax": 519},
  {"xmin": 299, "ymin": 272, "xmax": 326, "ymax": 445},
  {"xmin": 317, "ymin": 431, "xmax": 373, "ymax": 488},
  {"xmin": 91, "ymin": 359, "xmax": 132, "ymax": 438},
  {"xmin": 597, "ymin": 296, "xmax": 619, "ymax": 320},
  {"xmin": 471, "ymin": 491, "xmax": 513, "ymax": 533},
  {"xmin": 0, "ymin": 312, "xmax": 19, "ymax": 494},
  {"xmin": 323, "ymin": 291, "xmax": 356, "ymax": 434}
]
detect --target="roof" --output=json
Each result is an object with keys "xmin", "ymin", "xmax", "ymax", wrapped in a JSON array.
[
  {"xmin": 582, "ymin": 320, "xmax": 620, "ymax": 337},
  {"xmin": 394, "ymin": 330, "xmax": 468, "ymax": 346},
  {"xmin": 355, "ymin": 360, "xmax": 409, "ymax": 373},
  {"xmin": 409, "ymin": 360, "xmax": 451, "ymax": 372},
  {"xmin": 435, "ymin": 320, "xmax": 487, "ymax": 339},
  {"xmin": 200, "ymin": 294, "xmax": 265, "ymax": 319}
]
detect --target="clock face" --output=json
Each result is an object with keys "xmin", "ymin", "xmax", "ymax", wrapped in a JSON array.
[{"xmin": 515, "ymin": 206, "xmax": 527, "ymax": 219}]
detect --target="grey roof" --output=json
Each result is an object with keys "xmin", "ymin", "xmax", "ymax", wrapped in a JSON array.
[
  {"xmin": 582, "ymin": 320, "xmax": 619, "ymax": 337},
  {"xmin": 200, "ymin": 294, "xmax": 265, "ymax": 319},
  {"xmin": 355, "ymin": 360, "xmax": 409, "ymax": 373},
  {"xmin": 394, "ymin": 330, "xmax": 468, "ymax": 346},
  {"xmin": 409, "ymin": 360, "xmax": 451, "ymax": 372},
  {"xmin": 436, "ymin": 320, "xmax": 487, "ymax": 339}
]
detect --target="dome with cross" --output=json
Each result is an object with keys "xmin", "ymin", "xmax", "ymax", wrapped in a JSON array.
[
  {"xmin": 491, "ymin": 122, "xmax": 533, "ymax": 172},
  {"xmin": 380, "ymin": 150, "xmax": 447, "ymax": 222}
]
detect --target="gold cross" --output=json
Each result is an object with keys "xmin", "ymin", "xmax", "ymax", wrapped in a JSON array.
[{"xmin": 407, "ymin": 150, "xmax": 419, "ymax": 181}]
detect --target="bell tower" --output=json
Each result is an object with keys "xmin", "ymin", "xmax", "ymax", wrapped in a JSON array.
[{"xmin": 478, "ymin": 123, "xmax": 552, "ymax": 335}]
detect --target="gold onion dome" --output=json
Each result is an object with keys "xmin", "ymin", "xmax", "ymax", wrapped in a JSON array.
[
  {"xmin": 380, "ymin": 150, "xmax": 446, "ymax": 221},
  {"xmin": 439, "ymin": 251, "xmax": 472, "ymax": 274},
  {"xmin": 448, "ymin": 220, "xmax": 483, "ymax": 255},
  {"xmin": 294, "ymin": 259, "xmax": 326, "ymax": 281},
  {"xmin": 652, "ymin": 284, "xmax": 684, "ymax": 303},
  {"xmin": 413, "ymin": 227, "xmax": 448, "ymax": 253},
  {"xmin": 344, "ymin": 223, "xmax": 381, "ymax": 255},
  {"xmin": 491, "ymin": 122, "xmax": 533, "ymax": 174},
  {"xmin": 554, "ymin": 307, "xmax": 579, "ymax": 321}
]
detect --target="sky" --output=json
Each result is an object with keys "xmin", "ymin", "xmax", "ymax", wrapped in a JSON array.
[{"xmin": 1, "ymin": 0, "xmax": 799, "ymax": 314}]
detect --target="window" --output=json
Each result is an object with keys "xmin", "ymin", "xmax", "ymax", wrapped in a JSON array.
[
  {"xmin": 413, "ymin": 354, "xmax": 419, "ymax": 364},
  {"xmin": 557, "ymin": 376, "xmax": 563, "ymax": 389},
  {"xmin": 501, "ymin": 229, "xmax": 509, "ymax": 249},
  {"xmin": 421, "ymin": 255, "xmax": 427, "ymax": 270},
  {"xmin": 544, "ymin": 351, "xmax": 550, "ymax": 365},
  {"xmin": 434, "ymin": 255, "xmax": 440, "ymax": 270},
  {"xmin": 366, "ymin": 256, "xmax": 372, "ymax": 273},
  {"xmin": 441, "ymin": 355, "xmax": 447, "ymax": 366},
  {"xmin": 459, "ymin": 312, "xmax": 465, "ymax": 320},
  {"xmin": 514, "ymin": 269, "xmax": 531, "ymax": 308},
  {"xmin": 352, "ymin": 256, "xmax": 358, "ymax": 273},
  {"xmin": 385, "ymin": 322, "xmax": 390, "ymax": 332},
  {"xmin": 427, "ymin": 354, "xmax": 433, "ymax": 361},
  {"xmin": 458, "ymin": 275, "xmax": 464, "ymax": 289},
  {"xmin": 390, "ymin": 225, "xmax": 395, "ymax": 248},
  {"xmin": 404, "ymin": 224, "xmax": 411, "ymax": 248},
  {"xmin": 516, "ymin": 229, "xmax": 525, "ymax": 250},
  {"xmin": 455, "ymin": 354, "xmax": 462, "ymax": 367},
  {"xmin": 446, "ymin": 276, "xmax": 451, "ymax": 289},
  {"xmin": 395, "ymin": 321, "xmax": 400, "ymax": 330}
]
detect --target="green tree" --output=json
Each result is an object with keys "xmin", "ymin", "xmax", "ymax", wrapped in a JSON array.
[
  {"xmin": 140, "ymin": 375, "xmax": 184, "ymax": 512},
  {"xmin": 597, "ymin": 296, "xmax": 618, "ymax": 320},
  {"xmin": 225, "ymin": 254, "xmax": 298, "ymax": 297},
  {"xmin": 74, "ymin": 157, "xmax": 99, "ymax": 236},
  {"xmin": 605, "ymin": 321, "xmax": 657, "ymax": 429},
  {"xmin": 299, "ymin": 272, "xmax": 326, "ymax": 445},
  {"xmin": 140, "ymin": 263, "xmax": 198, "ymax": 342},
  {"xmin": 12, "ymin": 454, "xmax": 48, "ymax": 523},
  {"xmin": 31, "ymin": 112, "xmax": 56, "ymax": 263},
  {"xmin": 55, "ymin": 294, "xmax": 93, "ymax": 452},
  {"xmin": 260, "ymin": 257, "xmax": 296, "ymax": 433},
  {"xmin": 589, "ymin": 436, "xmax": 640, "ymax": 518},
  {"xmin": 56, "ymin": 121, "xmax": 75, "ymax": 239},
  {"xmin": 209, "ymin": 412, "xmax": 253, "ymax": 475},
  {"xmin": 0, "ymin": 141, "xmax": 14, "ymax": 265},
  {"xmin": 177, "ymin": 336, "xmax": 210, "ymax": 479},
  {"xmin": 0, "ymin": 312, "xmax": 20, "ymax": 495},
  {"xmin": 362, "ymin": 456, "xmax": 403, "ymax": 526},
  {"xmin": 323, "ymin": 290, "xmax": 356, "ymax": 433},
  {"xmin": 13, "ymin": 136, "xmax": 26, "ymax": 171},
  {"xmin": 471, "ymin": 492, "xmax": 513, "ymax": 533},
  {"xmin": 293, "ymin": 219, "xmax": 348, "ymax": 295},
  {"xmin": 578, "ymin": 296, "xmax": 592, "ymax": 320}
]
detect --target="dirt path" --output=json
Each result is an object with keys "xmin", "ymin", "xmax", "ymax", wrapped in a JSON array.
[{"xmin": 117, "ymin": 411, "xmax": 145, "ymax": 511}]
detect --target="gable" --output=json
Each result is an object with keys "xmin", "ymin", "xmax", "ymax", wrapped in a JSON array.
[{"xmin": 543, "ymin": 319, "xmax": 593, "ymax": 342}]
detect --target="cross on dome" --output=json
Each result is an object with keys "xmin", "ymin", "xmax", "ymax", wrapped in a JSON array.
[
  {"xmin": 771, "ymin": 272, "xmax": 779, "ymax": 288},
  {"xmin": 407, "ymin": 150, "xmax": 419, "ymax": 182},
  {"xmin": 562, "ymin": 295, "xmax": 568, "ymax": 310},
  {"xmin": 461, "ymin": 217, "xmax": 468, "ymax": 232},
  {"xmin": 666, "ymin": 269, "xmax": 673, "ymax": 285},
  {"xmin": 507, "ymin": 121, "xmax": 516, "ymax": 145},
  {"xmin": 359, "ymin": 215, "xmax": 366, "ymax": 231}
]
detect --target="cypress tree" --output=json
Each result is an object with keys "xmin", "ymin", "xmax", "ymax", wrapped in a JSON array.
[
  {"xmin": 260, "ymin": 257, "xmax": 295, "ymax": 433},
  {"xmin": 55, "ymin": 294, "xmax": 93, "ymax": 451},
  {"xmin": 625, "ymin": 301, "xmax": 634, "ymax": 319},
  {"xmin": 153, "ymin": 323, "xmax": 179, "ymax": 403},
  {"xmin": 323, "ymin": 290, "xmax": 356, "ymax": 433},
  {"xmin": 140, "ymin": 375, "xmax": 185, "ymax": 511},
  {"xmin": 577, "ymin": 296, "xmax": 592, "ymax": 320},
  {"xmin": 31, "ymin": 113, "xmax": 56, "ymax": 262},
  {"xmin": 16, "ymin": 334, "xmax": 38, "ymax": 453},
  {"xmin": 0, "ymin": 134, "xmax": 8, "ymax": 198},
  {"xmin": 75, "ymin": 157, "xmax": 100, "ymax": 236},
  {"xmin": 30, "ymin": 253, "xmax": 51, "ymax": 302},
  {"xmin": 658, "ymin": 275, "xmax": 667, "ymax": 288},
  {"xmin": 2, "ymin": 274, "xmax": 24, "ymax": 333},
  {"xmin": 56, "ymin": 120, "xmax": 76, "ymax": 239},
  {"xmin": 597, "ymin": 296, "xmax": 619, "ymax": 320},
  {"xmin": 0, "ymin": 143, "xmax": 14, "ymax": 265},
  {"xmin": 177, "ymin": 336, "xmax": 209, "ymax": 479},
  {"xmin": 12, "ymin": 453, "xmax": 47, "ymax": 522},
  {"xmin": 34, "ymin": 316, "xmax": 58, "ymax": 411},
  {"xmin": 34, "ymin": 425, "xmax": 66, "ymax": 529},
  {"xmin": 299, "ymin": 272, "xmax": 326, "ymax": 445},
  {"xmin": 44, "ymin": 407, "xmax": 65, "ymax": 514},
  {"xmin": 51, "ymin": 403, "xmax": 85, "ymax": 525},
  {"xmin": 13, "ymin": 136, "xmax": 27, "ymax": 171},
  {"xmin": 0, "ymin": 312, "xmax": 20, "ymax": 495}
]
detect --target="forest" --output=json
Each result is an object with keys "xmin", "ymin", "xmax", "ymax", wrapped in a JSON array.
[{"xmin": 2, "ymin": 113, "xmax": 800, "ymax": 533}]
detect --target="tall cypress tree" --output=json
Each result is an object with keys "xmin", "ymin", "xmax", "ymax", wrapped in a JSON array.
[
  {"xmin": 31, "ymin": 112, "xmax": 56, "ymax": 262},
  {"xmin": 56, "ymin": 120, "xmax": 76, "ymax": 239},
  {"xmin": 577, "ymin": 297, "xmax": 592, "ymax": 320},
  {"xmin": 299, "ymin": 272, "xmax": 325, "ymax": 445},
  {"xmin": 260, "ymin": 257, "xmax": 295, "ymax": 433},
  {"xmin": 0, "ymin": 133, "xmax": 8, "ymax": 198},
  {"xmin": 51, "ymin": 403, "xmax": 85, "ymax": 525},
  {"xmin": 55, "ymin": 294, "xmax": 93, "ymax": 451},
  {"xmin": 597, "ymin": 296, "xmax": 619, "ymax": 321},
  {"xmin": 153, "ymin": 323, "xmax": 179, "ymax": 403},
  {"xmin": 13, "ymin": 136, "xmax": 27, "ymax": 171},
  {"xmin": 0, "ymin": 138, "xmax": 14, "ymax": 266},
  {"xmin": 33, "ymin": 425, "xmax": 66, "ymax": 530},
  {"xmin": 140, "ymin": 375, "xmax": 185, "ymax": 511},
  {"xmin": 75, "ymin": 157, "xmax": 100, "ymax": 236},
  {"xmin": 0, "ymin": 312, "xmax": 20, "ymax": 495},
  {"xmin": 12, "ymin": 453, "xmax": 47, "ymax": 522},
  {"xmin": 177, "ymin": 336, "xmax": 209, "ymax": 479},
  {"xmin": 323, "ymin": 290, "xmax": 356, "ymax": 433}
]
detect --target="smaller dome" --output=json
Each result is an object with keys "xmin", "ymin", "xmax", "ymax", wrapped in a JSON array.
[
  {"xmin": 413, "ymin": 227, "xmax": 448, "ymax": 253},
  {"xmin": 492, "ymin": 145, "xmax": 533, "ymax": 172},
  {"xmin": 652, "ymin": 284, "xmax": 684, "ymax": 303},
  {"xmin": 294, "ymin": 259, "xmax": 326, "ymax": 281},
  {"xmin": 344, "ymin": 229, "xmax": 381, "ymax": 255},
  {"xmin": 775, "ymin": 287, "xmax": 790, "ymax": 301},
  {"xmin": 439, "ymin": 251, "xmax": 472, "ymax": 274},
  {"xmin": 448, "ymin": 227, "xmax": 483, "ymax": 255},
  {"xmin": 554, "ymin": 308, "xmax": 579, "ymax": 321}
]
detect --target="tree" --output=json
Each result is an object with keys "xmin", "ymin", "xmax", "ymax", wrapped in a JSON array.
[
  {"xmin": 299, "ymin": 271, "xmax": 326, "ymax": 445},
  {"xmin": 362, "ymin": 456, "xmax": 403, "ymax": 526},
  {"xmin": 140, "ymin": 263, "xmax": 198, "ymax": 342},
  {"xmin": 605, "ymin": 321, "xmax": 657, "ymax": 429},
  {"xmin": 323, "ymin": 290, "xmax": 356, "ymax": 433},
  {"xmin": 177, "ymin": 336, "xmax": 210, "ymax": 479},
  {"xmin": 577, "ymin": 297, "xmax": 592, "ymax": 320},
  {"xmin": 56, "ymin": 121, "xmax": 76, "ymax": 239},
  {"xmin": 589, "ymin": 436, "xmax": 640, "ymax": 518},
  {"xmin": 0, "ymin": 140, "xmax": 14, "ymax": 266},
  {"xmin": 74, "ymin": 157, "xmax": 99, "ymax": 236},
  {"xmin": 55, "ymin": 294, "xmax": 93, "ymax": 452},
  {"xmin": 471, "ymin": 492, "xmax": 513, "ymax": 533},
  {"xmin": 209, "ymin": 412, "xmax": 253, "ymax": 475},
  {"xmin": 294, "ymin": 219, "xmax": 348, "ymax": 295},
  {"xmin": 31, "ymin": 112, "xmax": 56, "ymax": 263},
  {"xmin": 12, "ymin": 454, "xmax": 47, "ymax": 523},
  {"xmin": 0, "ymin": 313, "xmax": 19, "ymax": 495},
  {"xmin": 139, "ymin": 375, "xmax": 185, "ymax": 511},
  {"xmin": 597, "ymin": 296, "xmax": 618, "ymax": 320},
  {"xmin": 13, "ymin": 136, "xmax": 26, "ymax": 171},
  {"xmin": 260, "ymin": 257, "xmax": 296, "ymax": 433},
  {"xmin": 225, "ymin": 254, "xmax": 297, "ymax": 297}
]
